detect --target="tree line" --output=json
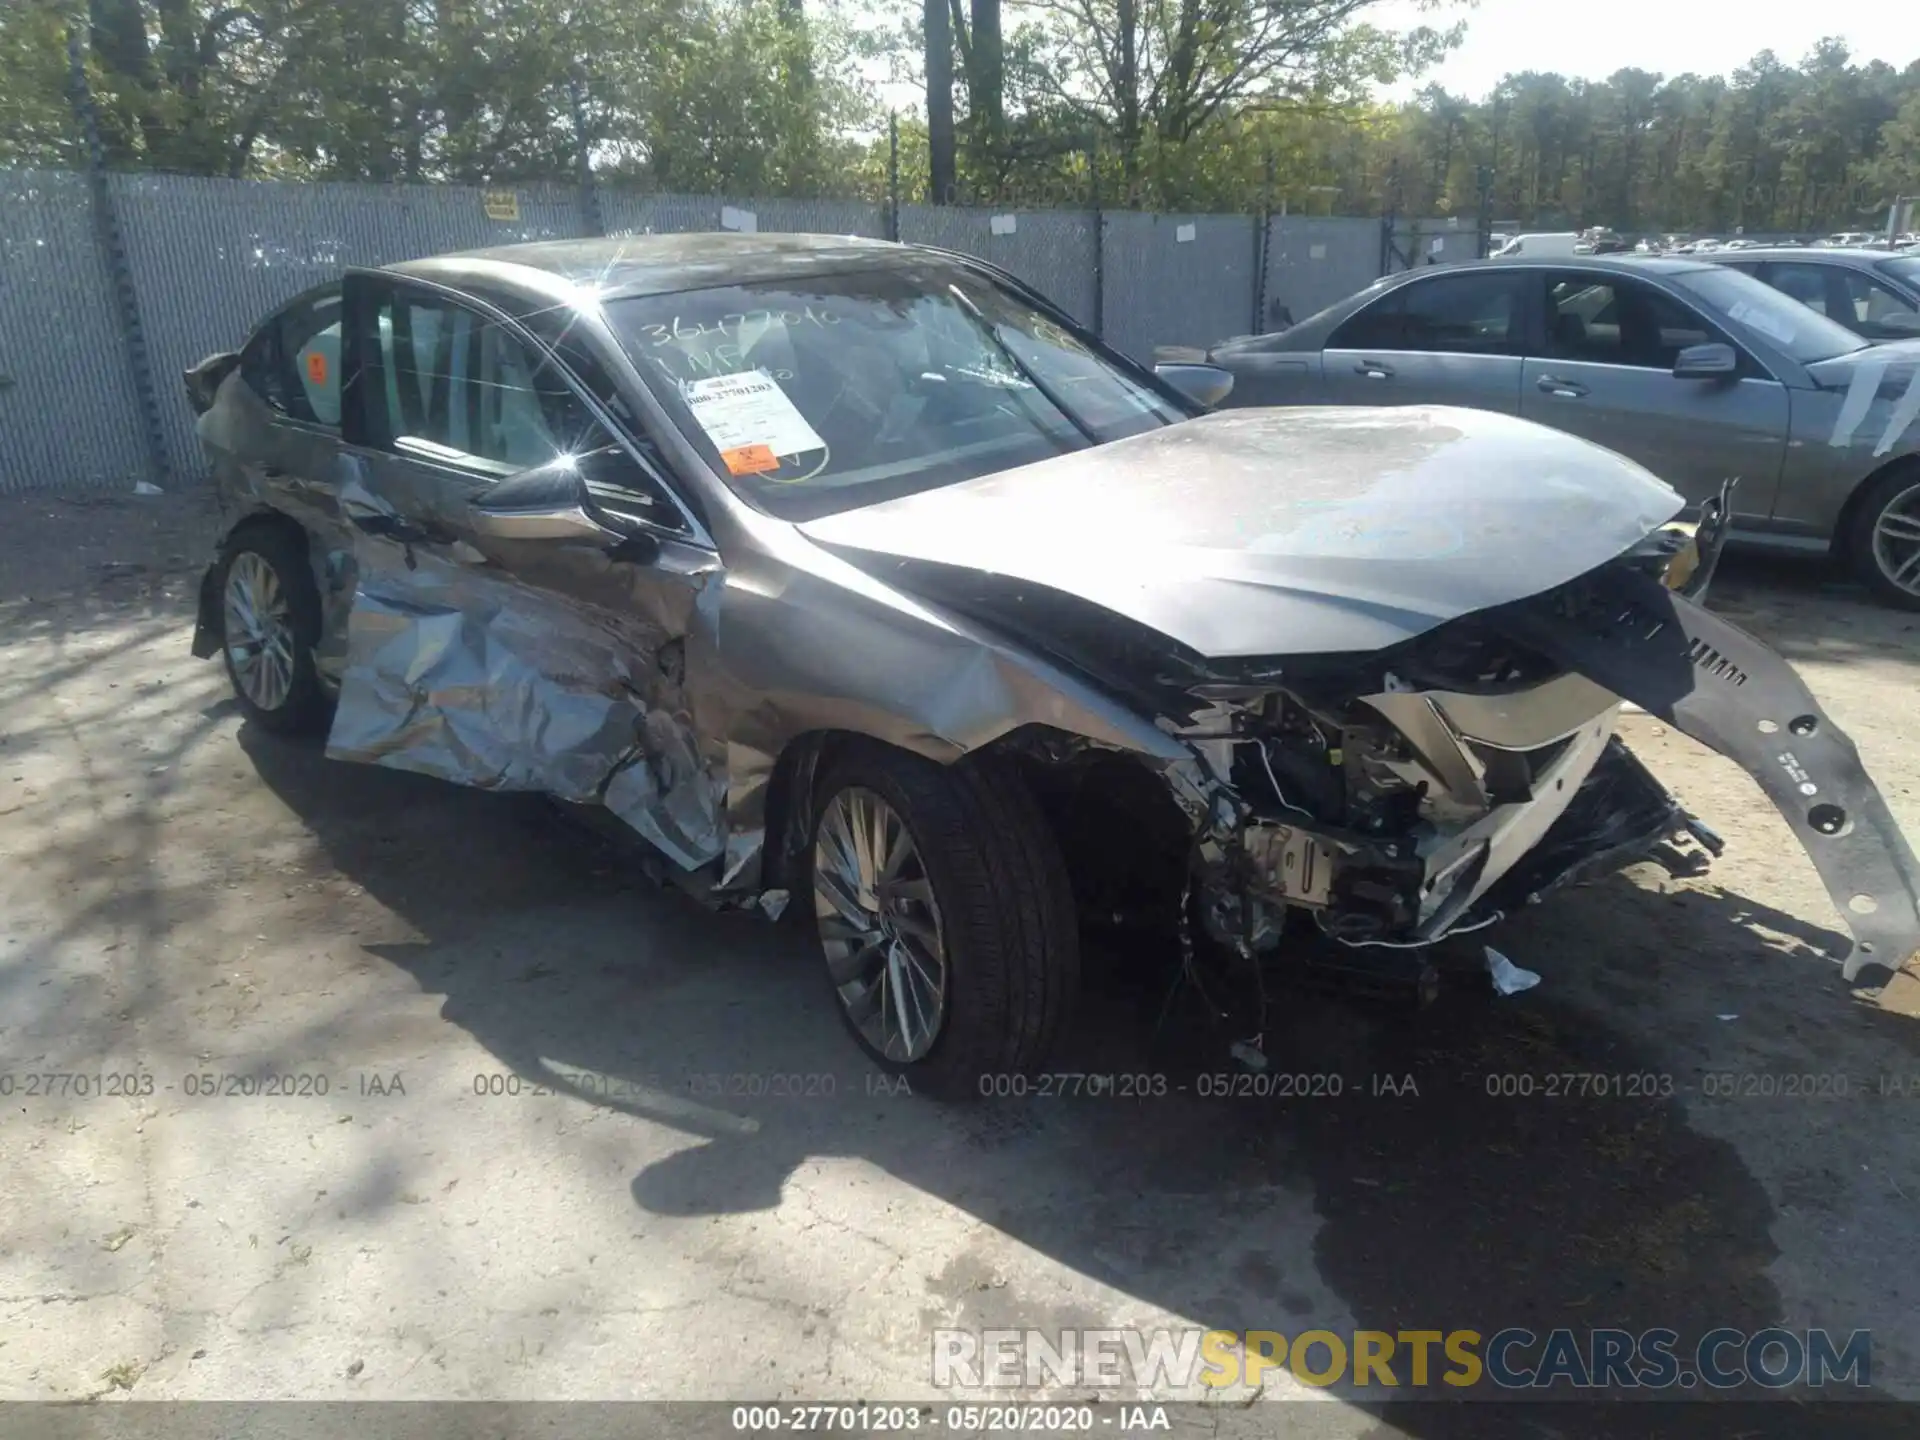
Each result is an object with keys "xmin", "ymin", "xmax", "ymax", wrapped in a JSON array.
[{"xmin": 2, "ymin": 2, "xmax": 1914, "ymax": 232}]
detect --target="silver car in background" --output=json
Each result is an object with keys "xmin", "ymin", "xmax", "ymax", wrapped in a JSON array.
[
  {"xmin": 1208, "ymin": 257, "xmax": 1920, "ymax": 607},
  {"xmin": 1705, "ymin": 247, "xmax": 1920, "ymax": 343}
]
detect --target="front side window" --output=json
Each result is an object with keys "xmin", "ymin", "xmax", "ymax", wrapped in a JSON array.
[
  {"xmin": 357, "ymin": 286, "xmax": 676, "ymax": 515},
  {"xmin": 1542, "ymin": 275, "xmax": 1715, "ymax": 369},
  {"xmin": 605, "ymin": 258, "xmax": 1185, "ymax": 520}
]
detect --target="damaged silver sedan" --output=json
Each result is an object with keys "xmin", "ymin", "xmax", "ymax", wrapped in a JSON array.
[{"xmin": 184, "ymin": 234, "xmax": 1920, "ymax": 1094}]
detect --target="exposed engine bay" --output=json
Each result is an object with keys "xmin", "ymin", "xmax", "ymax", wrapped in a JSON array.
[{"xmin": 1016, "ymin": 521, "xmax": 1918, "ymax": 996}]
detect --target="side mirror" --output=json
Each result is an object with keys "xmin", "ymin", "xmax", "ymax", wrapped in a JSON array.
[
  {"xmin": 1673, "ymin": 343, "xmax": 1737, "ymax": 380},
  {"xmin": 470, "ymin": 459, "xmax": 626, "ymax": 545},
  {"xmin": 1155, "ymin": 362, "xmax": 1236, "ymax": 408}
]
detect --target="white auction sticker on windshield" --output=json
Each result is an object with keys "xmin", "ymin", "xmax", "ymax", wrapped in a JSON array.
[{"xmin": 682, "ymin": 370, "xmax": 825, "ymax": 475}]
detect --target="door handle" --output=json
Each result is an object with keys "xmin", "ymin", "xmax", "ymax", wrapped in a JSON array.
[
  {"xmin": 1353, "ymin": 360, "xmax": 1394, "ymax": 379},
  {"xmin": 1536, "ymin": 375, "xmax": 1588, "ymax": 398}
]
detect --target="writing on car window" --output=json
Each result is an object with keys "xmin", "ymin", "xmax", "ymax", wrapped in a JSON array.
[{"xmin": 606, "ymin": 262, "xmax": 1184, "ymax": 521}]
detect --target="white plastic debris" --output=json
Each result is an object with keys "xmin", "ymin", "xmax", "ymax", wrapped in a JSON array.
[
  {"xmin": 1485, "ymin": 946, "xmax": 1541, "ymax": 996},
  {"xmin": 133, "ymin": 480, "xmax": 164, "ymax": 496},
  {"xmin": 1229, "ymin": 1039, "xmax": 1269, "ymax": 1072},
  {"xmin": 755, "ymin": 888, "xmax": 790, "ymax": 921},
  {"xmin": 1717, "ymin": 1013, "xmax": 1739, "ymax": 1021}
]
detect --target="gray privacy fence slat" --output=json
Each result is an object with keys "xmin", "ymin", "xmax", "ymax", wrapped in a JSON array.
[
  {"xmin": 1099, "ymin": 212, "xmax": 1256, "ymax": 363},
  {"xmin": 601, "ymin": 193, "xmax": 885, "ymax": 241},
  {"xmin": 1388, "ymin": 216, "xmax": 1481, "ymax": 272},
  {"xmin": 1261, "ymin": 216, "xmax": 1388, "ymax": 332},
  {"xmin": 110, "ymin": 175, "xmax": 589, "ymax": 482},
  {"xmin": 897, "ymin": 205, "xmax": 1099, "ymax": 327},
  {"xmin": 2, "ymin": 168, "xmax": 1462, "ymax": 494},
  {"xmin": 0, "ymin": 169, "xmax": 149, "ymax": 495}
]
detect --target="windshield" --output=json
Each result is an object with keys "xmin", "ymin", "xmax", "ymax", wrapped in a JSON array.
[
  {"xmin": 1666, "ymin": 266, "xmax": 1867, "ymax": 363},
  {"xmin": 605, "ymin": 260, "xmax": 1185, "ymax": 520}
]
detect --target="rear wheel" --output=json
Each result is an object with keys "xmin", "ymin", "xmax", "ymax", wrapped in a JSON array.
[
  {"xmin": 216, "ymin": 524, "xmax": 329, "ymax": 734},
  {"xmin": 1847, "ymin": 466, "xmax": 1920, "ymax": 610},
  {"xmin": 808, "ymin": 743, "xmax": 1078, "ymax": 1099}
]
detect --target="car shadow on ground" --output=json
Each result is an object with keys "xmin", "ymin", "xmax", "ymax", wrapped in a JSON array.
[{"xmin": 237, "ymin": 724, "xmax": 1920, "ymax": 1435}]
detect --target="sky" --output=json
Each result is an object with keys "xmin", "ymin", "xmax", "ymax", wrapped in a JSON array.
[
  {"xmin": 861, "ymin": 4, "xmax": 1919, "ymax": 118},
  {"xmin": 1372, "ymin": 1, "xmax": 1920, "ymax": 101}
]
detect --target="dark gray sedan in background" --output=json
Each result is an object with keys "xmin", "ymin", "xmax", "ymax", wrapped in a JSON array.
[
  {"xmin": 1705, "ymin": 246, "xmax": 1920, "ymax": 342},
  {"xmin": 1207, "ymin": 256, "xmax": 1920, "ymax": 607}
]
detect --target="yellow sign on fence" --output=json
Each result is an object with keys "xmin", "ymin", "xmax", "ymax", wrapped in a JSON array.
[{"xmin": 482, "ymin": 190, "xmax": 520, "ymax": 222}]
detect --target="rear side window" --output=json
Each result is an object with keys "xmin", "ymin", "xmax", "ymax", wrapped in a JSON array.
[
  {"xmin": 1763, "ymin": 263, "xmax": 1838, "ymax": 318},
  {"xmin": 1329, "ymin": 273, "xmax": 1526, "ymax": 355},
  {"xmin": 241, "ymin": 288, "xmax": 342, "ymax": 426},
  {"xmin": 1326, "ymin": 291, "xmax": 1406, "ymax": 350}
]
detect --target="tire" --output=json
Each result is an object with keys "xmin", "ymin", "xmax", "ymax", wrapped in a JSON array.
[
  {"xmin": 1845, "ymin": 464, "xmax": 1920, "ymax": 611},
  {"xmin": 214, "ymin": 521, "xmax": 330, "ymax": 735},
  {"xmin": 807, "ymin": 741, "xmax": 1079, "ymax": 1099}
]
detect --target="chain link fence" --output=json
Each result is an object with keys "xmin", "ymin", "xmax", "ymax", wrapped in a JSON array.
[{"xmin": 0, "ymin": 167, "xmax": 1468, "ymax": 495}]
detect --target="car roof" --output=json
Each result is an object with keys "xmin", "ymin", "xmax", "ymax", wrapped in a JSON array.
[
  {"xmin": 1704, "ymin": 247, "xmax": 1884, "ymax": 265},
  {"xmin": 385, "ymin": 232, "xmax": 916, "ymax": 301},
  {"xmin": 1407, "ymin": 254, "xmax": 1714, "ymax": 278}
]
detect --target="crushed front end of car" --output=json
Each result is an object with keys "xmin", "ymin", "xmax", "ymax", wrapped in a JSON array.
[{"xmin": 1153, "ymin": 540, "xmax": 1919, "ymax": 990}]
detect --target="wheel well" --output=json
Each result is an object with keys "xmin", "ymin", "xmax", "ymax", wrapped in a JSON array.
[
  {"xmin": 759, "ymin": 729, "xmax": 852, "ymax": 896},
  {"xmin": 1830, "ymin": 454, "xmax": 1920, "ymax": 560},
  {"xmin": 198, "ymin": 510, "xmax": 316, "ymax": 651},
  {"xmin": 981, "ymin": 728, "xmax": 1195, "ymax": 941},
  {"xmin": 756, "ymin": 725, "xmax": 1194, "ymax": 936},
  {"xmin": 223, "ymin": 507, "xmax": 311, "ymax": 557}
]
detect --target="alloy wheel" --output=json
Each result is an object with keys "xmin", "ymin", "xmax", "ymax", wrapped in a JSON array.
[
  {"xmin": 223, "ymin": 551, "xmax": 297, "ymax": 713},
  {"xmin": 813, "ymin": 787, "xmax": 948, "ymax": 1063},
  {"xmin": 1872, "ymin": 480, "xmax": 1920, "ymax": 598}
]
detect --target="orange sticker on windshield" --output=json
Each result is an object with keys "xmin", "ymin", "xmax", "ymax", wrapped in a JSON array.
[
  {"xmin": 305, "ymin": 350, "xmax": 328, "ymax": 386},
  {"xmin": 721, "ymin": 443, "xmax": 778, "ymax": 475}
]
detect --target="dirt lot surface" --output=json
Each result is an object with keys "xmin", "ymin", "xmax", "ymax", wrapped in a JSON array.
[{"xmin": 3, "ymin": 489, "xmax": 1920, "ymax": 1434}]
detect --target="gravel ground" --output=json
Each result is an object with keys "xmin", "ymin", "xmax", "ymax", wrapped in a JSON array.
[{"xmin": 2, "ymin": 488, "xmax": 1919, "ymax": 1435}]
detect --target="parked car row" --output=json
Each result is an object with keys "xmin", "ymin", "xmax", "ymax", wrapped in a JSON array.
[
  {"xmin": 180, "ymin": 232, "xmax": 1920, "ymax": 1088},
  {"xmin": 1206, "ymin": 255, "xmax": 1920, "ymax": 607}
]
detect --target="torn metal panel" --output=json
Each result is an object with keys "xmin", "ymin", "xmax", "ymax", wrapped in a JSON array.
[
  {"xmin": 1489, "ymin": 564, "xmax": 1920, "ymax": 980},
  {"xmin": 325, "ymin": 536, "xmax": 726, "ymax": 869}
]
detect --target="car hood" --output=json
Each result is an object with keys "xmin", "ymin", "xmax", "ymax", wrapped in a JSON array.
[
  {"xmin": 797, "ymin": 406, "xmax": 1684, "ymax": 659},
  {"xmin": 1805, "ymin": 339, "xmax": 1920, "ymax": 389}
]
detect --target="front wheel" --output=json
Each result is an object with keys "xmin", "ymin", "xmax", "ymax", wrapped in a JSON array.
[
  {"xmin": 808, "ymin": 743, "xmax": 1079, "ymax": 1099},
  {"xmin": 1847, "ymin": 466, "xmax": 1920, "ymax": 610},
  {"xmin": 215, "ymin": 524, "xmax": 329, "ymax": 734}
]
